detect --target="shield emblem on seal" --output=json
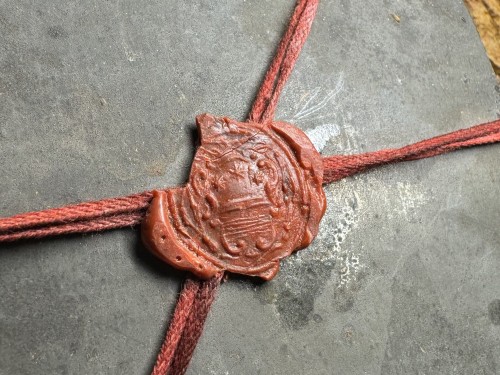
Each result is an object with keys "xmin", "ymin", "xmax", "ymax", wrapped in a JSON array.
[
  {"xmin": 142, "ymin": 113, "xmax": 326, "ymax": 280},
  {"xmin": 219, "ymin": 196, "xmax": 278, "ymax": 258}
]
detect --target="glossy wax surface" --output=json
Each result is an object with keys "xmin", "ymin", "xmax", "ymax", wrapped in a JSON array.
[{"xmin": 142, "ymin": 114, "xmax": 326, "ymax": 280}]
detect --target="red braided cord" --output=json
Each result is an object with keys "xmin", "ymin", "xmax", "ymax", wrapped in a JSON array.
[
  {"xmin": 152, "ymin": 278, "xmax": 200, "ymax": 375},
  {"xmin": 0, "ymin": 191, "xmax": 153, "ymax": 233},
  {"xmin": 153, "ymin": 2, "xmax": 320, "ymax": 373},
  {"xmin": 151, "ymin": 274, "xmax": 222, "ymax": 375},
  {"xmin": 168, "ymin": 273, "xmax": 223, "ymax": 375},
  {"xmin": 0, "ymin": 212, "xmax": 143, "ymax": 243},
  {"xmin": 2, "ymin": 119, "xmax": 498, "ymax": 243},
  {"xmin": 3, "ymin": 119, "xmax": 497, "ymax": 241},
  {"xmin": 249, "ymin": 0, "xmax": 319, "ymax": 124},
  {"xmin": 323, "ymin": 118, "xmax": 500, "ymax": 183}
]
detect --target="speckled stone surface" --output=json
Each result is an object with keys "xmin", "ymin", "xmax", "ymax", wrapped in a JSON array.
[{"xmin": 1, "ymin": 0, "xmax": 499, "ymax": 374}]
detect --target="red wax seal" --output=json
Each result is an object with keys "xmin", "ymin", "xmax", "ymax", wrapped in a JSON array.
[{"xmin": 142, "ymin": 114, "xmax": 326, "ymax": 280}]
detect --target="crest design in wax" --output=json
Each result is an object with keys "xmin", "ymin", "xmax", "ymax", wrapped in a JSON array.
[{"xmin": 142, "ymin": 114, "xmax": 326, "ymax": 280}]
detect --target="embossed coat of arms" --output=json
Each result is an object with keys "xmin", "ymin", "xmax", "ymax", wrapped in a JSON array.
[{"xmin": 142, "ymin": 113, "xmax": 326, "ymax": 280}]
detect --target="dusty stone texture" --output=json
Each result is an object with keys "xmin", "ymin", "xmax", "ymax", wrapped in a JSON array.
[{"xmin": 1, "ymin": 0, "xmax": 499, "ymax": 374}]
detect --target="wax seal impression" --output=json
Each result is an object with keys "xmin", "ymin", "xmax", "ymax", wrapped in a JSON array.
[{"xmin": 142, "ymin": 114, "xmax": 326, "ymax": 280}]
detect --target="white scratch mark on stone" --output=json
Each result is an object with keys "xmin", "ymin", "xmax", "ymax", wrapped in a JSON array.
[
  {"xmin": 291, "ymin": 185, "xmax": 364, "ymax": 288},
  {"xmin": 289, "ymin": 73, "xmax": 344, "ymax": 122},
  {"xmin": 117, "ymin": 0, "xmax": 141, "ymax": 62},
  {"xmin": 330, "ymin": 194, "xmax": 363, "ymax": 287},
  {"xmin": 395, "ymin": 182, "xmax": 429, "ymax": 219},
  {"xmin": 305, "ymin": 123, "xmax": 340, "ymax": 152},
  {"xmin": 282, "ymin": 73, "xmax": 347, "ymax": 153},
  {"xmin": 122, "ymin": 44, "xmax": 141, "ymax": 62}
]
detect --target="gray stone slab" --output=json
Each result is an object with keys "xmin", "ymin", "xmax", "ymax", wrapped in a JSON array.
[{"xmin": 1, "ymin": 0, "xmax": 499, "ymax": 374}]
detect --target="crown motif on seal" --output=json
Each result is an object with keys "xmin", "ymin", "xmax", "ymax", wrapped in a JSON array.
[{"xmin": 142, "ymin": 114, "xmax": 326, "ymax": 280}]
